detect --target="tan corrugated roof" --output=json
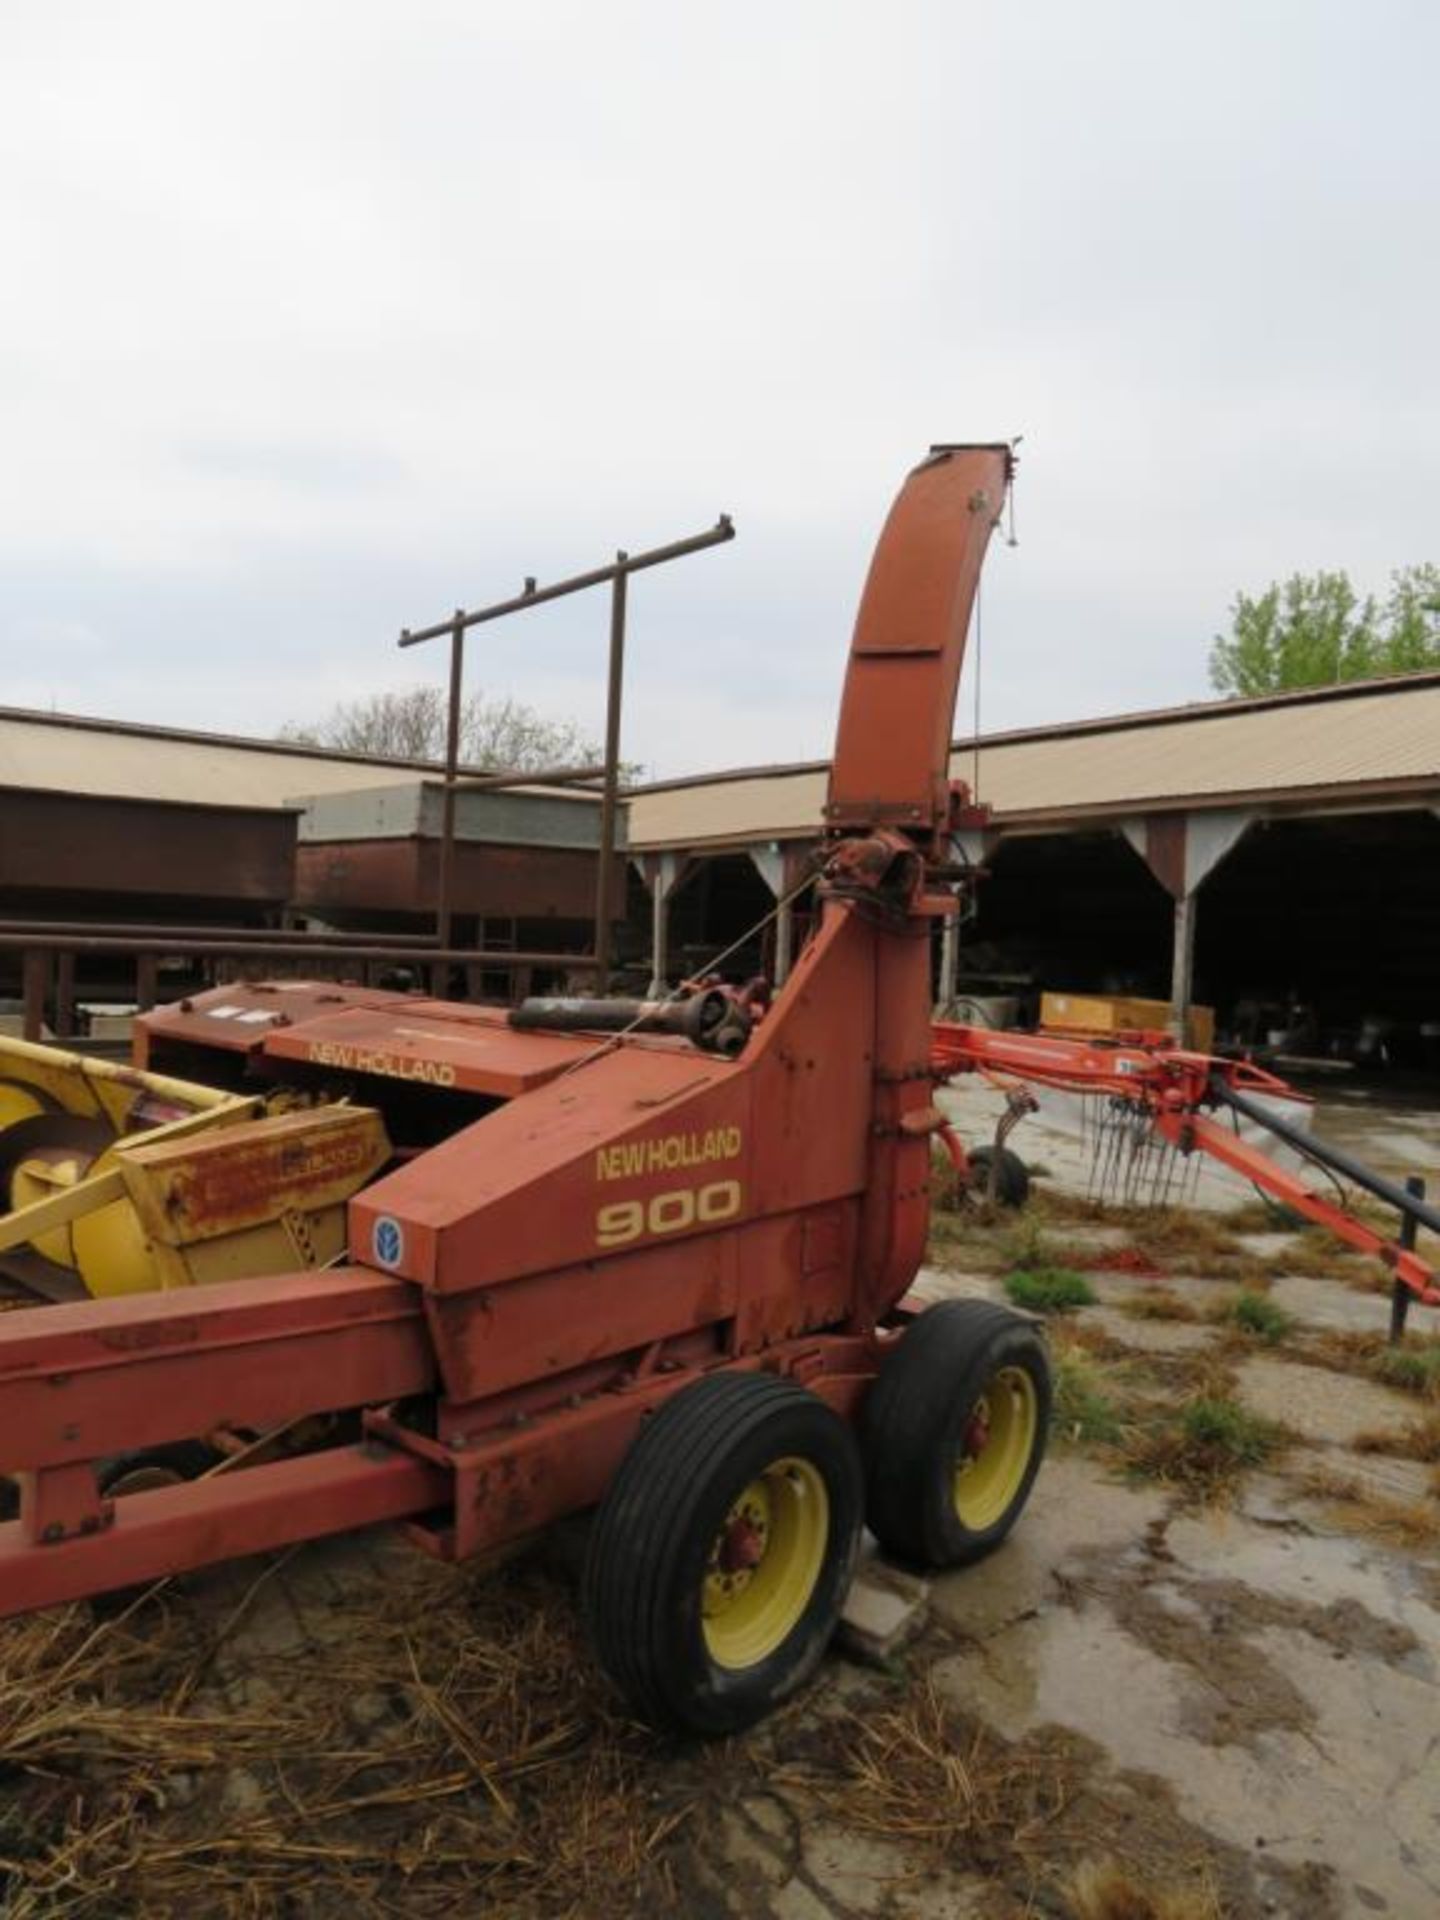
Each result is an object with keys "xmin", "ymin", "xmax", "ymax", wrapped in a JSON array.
[
  {"xmin": 627, "ymin": 674, "xmax": 1440, "ymax": 850},
  {"xmin": 0, "ymin": 708, "xmax": 600, "ymax": 813},
  {"xmin": 7, "ymin": 672, "xmax": 1439, "ymax": 844}
]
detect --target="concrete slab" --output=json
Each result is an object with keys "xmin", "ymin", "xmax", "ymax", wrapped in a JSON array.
[
  {"xmin": 1086, "ymin": 1270, "xmax": 1230, "ymax": 1312},
  {"xmin": 798, "ymin": 1824, "xmax": 910, "ymax": 1916},
  {"xmin": 1269, "ymin": 1273, "xmax": 1390, "ymax": 1332},
  {"xmin": 930, "ymin": 1455, "xmax": 1169, "ymax": 1640},
  {"xmin": 1086, "ymin": 1304, "xmax": 1218, "ymax": 1353},
  {"xmin": 933, "ymin": 1489, "xmax": 1440, "ymax": 1920},
  {"xmin": 1233, "ymin": 1230, "xmax": 1308, "ymax": 1259},
  {"xmin": 1233, "ymin": 1351, "xmax": 1417, "ymax": 1447}
]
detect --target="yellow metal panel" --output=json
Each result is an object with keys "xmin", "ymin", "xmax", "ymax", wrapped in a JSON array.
[
  {"xmin": 0, "ymin": 1165, "xmax": 126, "ymax": 1259},
  {"xmin": 119, "ymin": 1107, "xmax": 389, "ymax": 1249},
  {"xmin": 1041, "ymin": 991, "xmax": 1215, "ymax": 1053}
]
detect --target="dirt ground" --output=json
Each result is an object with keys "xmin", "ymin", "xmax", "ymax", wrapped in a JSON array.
[{"xmin": 2, "ymin": 1081, "xmax": 1438, "ymax": 1918}]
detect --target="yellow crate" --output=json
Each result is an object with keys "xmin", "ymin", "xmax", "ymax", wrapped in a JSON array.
[{"xmin": 1040, "ymin": 991, "xmax": 1214, "ymax": 1054}]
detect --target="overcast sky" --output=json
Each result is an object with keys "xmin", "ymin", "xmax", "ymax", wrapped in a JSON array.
[{"xmin": 1, "ymin": 2, "xmax": 1435, "ymax": 781}]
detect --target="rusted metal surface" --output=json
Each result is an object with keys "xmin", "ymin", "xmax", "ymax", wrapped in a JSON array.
[
  {"xmin": 122, "ymin": 1107, "xmax": 389, "ymax": 1245},
  {"xmin": 430, "ymin": 1331, "xmax": 878, "ymax": 1566},
  {"xmin": 827, "ymin": 444, "xmax": 1014, "ymax": 840},
  {"xmin": 0, "ymin": 1269, "xmax": 431, "ymax": 1474},
  {"xmin": 142, "ymin": 981, "xmax": 602, "ymax": 1096},
  {"xmin": 293, "ymin": 838, "xmax": 616, "ymax": 922},
  {"xmin": 264, "ymin": 1002, "xmax": 593, "ymax": 1097},
  {"xmin": 0, "ymin": 787, "xmax": 296, "ymax": 905},
  {"xmin": 420, "ymin": 1232, "xmax": 739, "ymax": 1406}
]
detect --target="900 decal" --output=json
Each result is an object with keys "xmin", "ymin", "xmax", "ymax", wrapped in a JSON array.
[{"xmin": 596, "ymin": 1178, "xmax": 742, "ymax": 1248}]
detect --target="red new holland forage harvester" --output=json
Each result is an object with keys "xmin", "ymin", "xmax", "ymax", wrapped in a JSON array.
[{"xmin": 0, "ymin": 446, "xmax": 1056, "ymax": 1733}]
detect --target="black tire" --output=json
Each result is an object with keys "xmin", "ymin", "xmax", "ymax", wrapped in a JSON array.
[
  {"xmin": 862, "ymin": 1300, "xmax": 1050, "ymax": 1568},
  {"xmin": 97, "ymin": 1440, "xmax": 222, "ymax": 1499},
  {"xmin": 582, "ymin": 1372, "xmax": 863, "ymax": 1736},
  {"xmin": 967, "ymin": 1145, "xmax": 1030, "ymax": 1209},
  {"xmin": 92, "ymin": 1441, "xmax": 224, "ymax": 1612}
]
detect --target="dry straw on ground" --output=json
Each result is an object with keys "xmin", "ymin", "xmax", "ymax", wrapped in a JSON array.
[
  {"xmin": 778, "ymin": 1675, "xmax": 1072, "ymax": 1865},
  {"xmin": 1065, "ymin": 1855, "xmax": 1221, "ymax": 1920},
  {"xmin": 0, "ymin": 1550, "xmax": 695, "ymax": 1919},
  {"xmin": 1298, "ymin": 1466, "xmax": 1440, "ymax": 1551}
]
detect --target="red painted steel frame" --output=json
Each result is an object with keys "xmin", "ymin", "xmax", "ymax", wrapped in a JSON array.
[
  {"xmin": 0, "ymin": 447, "xmax": 1014, "ymax": 1615},
  {"xmin": 931, "ymin": 1021, "xmax": 1440, "ymax": 1307},
  {"xmin": 931, "ymin": 1021, "xmax": 1306, "ymax": 1113},
  {"xmin": 0, "ymin": 1448, "xmax": 449, "ymax": 1615},
  {"xmin": 1157, "ymin": 1111, "xmax": 1440, "ymax": 1306}
]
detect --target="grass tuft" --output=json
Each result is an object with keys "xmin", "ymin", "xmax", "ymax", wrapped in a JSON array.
[
  {"xmin": 1051, "ymin": 1346, "xmax": 1126, "ymax": 1447},
  {"xmin": 1121, "ymin": 1288, "xmax": 1199, "ymax": 1322},
  {"xmin": 1374, "ymin": 1340, "xmax": 1440, "ymax": 1399},
  {"xmin": 998, "ymin": 1216, "xmax": 1051, "ymax": 1272},
  {"xmin": 1226, "ymin": 1290, "xmax": 1295, "ymax": 1344},
  {"xmin": 1005, "ymin": 1268, "xmax": 1096, "ymax": 1315},
  {"xmin": 1353, "ymin": 1410, "xmax": 1440, "ymax": 1463},
  {"xmin": 1299, "ymin": 1466, "xmax": 1440, "ymax": 1549},
  {"xmin": 1127, "ymin": 1395, "xmax": 1282, "ymax": 1495}
]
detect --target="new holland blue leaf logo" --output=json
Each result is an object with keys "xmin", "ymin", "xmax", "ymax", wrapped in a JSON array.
[{"xmin": 372, "ymin": 1215, "xmax": 405, "ymax": 1269}]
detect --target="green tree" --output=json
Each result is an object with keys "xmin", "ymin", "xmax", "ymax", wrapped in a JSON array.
[
  {"xmin": 1381, "ymin": 563, "xmax": 1440, "ymax": 672},
  {"xmin": 1209, "ymin": 564, "xmax": 1440, "ymax": 696}
]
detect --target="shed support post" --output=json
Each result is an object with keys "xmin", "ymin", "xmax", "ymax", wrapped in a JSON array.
[
  {"xmin": 1120, "ymin": 807, "xmax": 1255, "ymax": 1051},
  {"xmin": 749, "ymin": 844, "xmax": 807, "ymax": 988},
  {"xmin": 1170, "ymin": 893, "xmax": 1197, "ymax": 1046},
  {"xmin": 937, "ymin": 912, "xmax": 959, "ymax": 1014},
  {"xmin": 22, "ymin": 951, "xmax": 48, "ymax": 1043},
  {"xmin": 640, "ymin": 853, "xmax": 688, "ymax": 999},
  {"xmin": 651, "ymin": 875, "xmax": 669, "ymax": 998},
  {"xmin": 54, "ymin": 954, "xmax": 77, "ymax": 1040}
]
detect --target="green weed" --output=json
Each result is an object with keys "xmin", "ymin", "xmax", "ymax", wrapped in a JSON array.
[
  {"xmin": 1227, "ymin": 1290, "xmax": 1295, "ymax": 1344},
  {"xmin": 1128, "ymin": 1394, "xmax": 1282, "ymax": 1493},
  {"xmin": 1051, "ymin": 1347, "xmax": 1125, "ymax": 1447},
  {"xmin": 1005, "ymin": 1268, "xmax": 1097, "ymax": 1315}
]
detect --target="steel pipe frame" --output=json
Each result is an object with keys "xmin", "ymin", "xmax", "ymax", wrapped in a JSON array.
[
  {"xmin": 0, "ymin": 936, "xmax": 597, "ymax": 964},
  {"xmin": 11, "ymin": 936, "xmax": 599, "ymax": 1039},
  {"xmin": 0, "ymin": 919, "xmax": 445, "ymax": 948},
  {"xmin": 398, "ymin": 518, "xmax": 735, "ymax": 996}
]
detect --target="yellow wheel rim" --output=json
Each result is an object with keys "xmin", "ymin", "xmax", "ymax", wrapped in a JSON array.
[
  {"xmin": 0, "ymin": 1084, "xmax": 45, "ymax": 1133},
  {"xmin": 702, "ymin": 1456, "xmax": 829, "ymax": 1670},
  {"xmin": 954, "ymin": 1366, "xmax": 1038, "ymax": 1532}
]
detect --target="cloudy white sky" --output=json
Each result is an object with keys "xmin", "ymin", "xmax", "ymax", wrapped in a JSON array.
[{"xmin": 1, "ymin": 2, "xmax": 1435, "ymax": 779}]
